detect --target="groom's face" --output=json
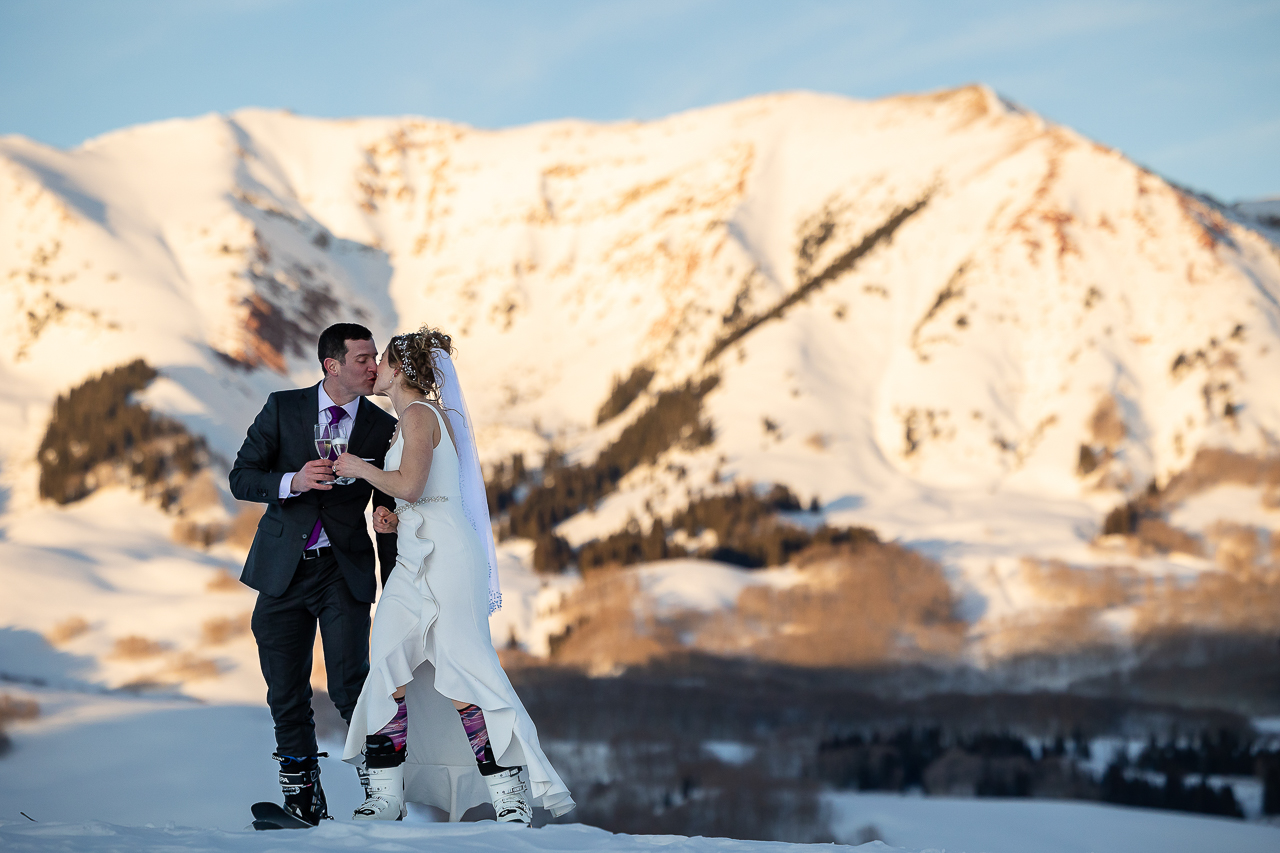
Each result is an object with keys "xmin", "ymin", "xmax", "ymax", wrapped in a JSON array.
[{"xmin": 328, "ymin": 338, "xmax": 380, "ymax": 397}]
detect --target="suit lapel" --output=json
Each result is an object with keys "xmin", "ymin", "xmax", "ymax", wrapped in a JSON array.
[
  {"xmin": 301, "ymin": 383, "xmax": 322, "ymax": 462},
  {"xmin": 348, "ymin": 396, "xmax": 376, "ymax": 456}
]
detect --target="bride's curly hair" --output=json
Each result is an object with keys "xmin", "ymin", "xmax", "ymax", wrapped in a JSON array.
[{"xmin": 388, "ymin": 326, "xmax": 454, "ymax": 397}]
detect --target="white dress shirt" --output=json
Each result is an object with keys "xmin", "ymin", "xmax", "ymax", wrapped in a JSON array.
[{"xmin": 280, "ymin": 383, "xmax": 360, "ymax": 549}]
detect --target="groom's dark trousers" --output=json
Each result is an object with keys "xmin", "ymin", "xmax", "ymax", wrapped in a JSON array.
[{"xmin": 229, "ymin": 383, "xmax": 397, "ymax": 757}]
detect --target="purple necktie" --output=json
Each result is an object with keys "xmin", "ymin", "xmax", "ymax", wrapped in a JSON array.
[{"xmin": 304, "ymin": 406, "xmax": 349, "ymax": 550}]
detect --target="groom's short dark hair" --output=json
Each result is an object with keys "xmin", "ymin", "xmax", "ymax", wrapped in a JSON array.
[{"xmin": 318, "ymin": 323, "xmax": 374, "ymax": 366}]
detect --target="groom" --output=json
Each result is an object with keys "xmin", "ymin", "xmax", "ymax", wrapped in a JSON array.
[{"xmin": 229, "ymin": 322, "xmax": 398, "ymax": 825}]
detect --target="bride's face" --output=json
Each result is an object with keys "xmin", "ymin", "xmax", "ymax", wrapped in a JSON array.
[{"xmin": 372, "ymin": 345, "xmax": 397, "ymax": 396}]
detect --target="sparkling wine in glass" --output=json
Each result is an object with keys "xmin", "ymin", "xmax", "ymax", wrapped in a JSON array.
[
  {"xmin": 314, "ymin": 424, "xmax": 332, "ymax": 459},
  {"xmin": 329, "ymin": 434, "xmax": 355, "ymax": 485},
  {"xmin": 314, "ymin": 424, "xmax": 336, "ymax": 485}
]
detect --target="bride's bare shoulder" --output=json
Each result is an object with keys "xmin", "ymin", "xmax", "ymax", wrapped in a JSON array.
[
  {"xmin": 421, "ymin": 400, "xmax": 459, "ymax": 447},
  {"xmin": 400, "ymin": 400, "xmax": 448, "ymax": 448}
]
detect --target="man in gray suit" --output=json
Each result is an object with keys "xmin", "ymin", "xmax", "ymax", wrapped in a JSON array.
[{"xmin": 230, "ymin": 323, "xmax": 398, "ymax": 825}]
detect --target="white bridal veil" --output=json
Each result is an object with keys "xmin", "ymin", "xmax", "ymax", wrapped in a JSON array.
[{"xmin": 431, "ymin": 349, "xmax": 501, "ymax": 614}]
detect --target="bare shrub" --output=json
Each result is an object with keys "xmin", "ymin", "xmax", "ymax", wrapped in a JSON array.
[
  {"xmin": 45, "ymin": 615, "xmax": 90, "ymax": 645},
  {"xmin": 0, "ymin": 694, "xmax": 40, "ymax": 759},
  {"xmin": 979, "ymin": 561, "xmax": 1140, "ymax": 658},
  {"xmin": 172, "ymin": 520, "xmax": 226, "ymax": 549},
  {"xmin": 698, "ymin": 541, "xmax": 965, "ymax": 667},
  {"xmin": 984, "ymin": 607, "xmax": 1118, "ymax": 659},
  {"xmin": 206, "ymin": 570, "xmax": 245, "ymax": 592},
  {"xmin": 1100, "ymin": 483, "xmax": 1161, "ymax": 535},
  {"xmin": 1161, "ymin": 449, "xmax": 1280, "ymax": 505},
  {"xmin": 1078, "ymin": 445, "xmax": 1100, "ymax": 475},
  {"xmin": 200, "ymin": 612, "xmax": 251, "ymax": 645},
  {"xmin": 1021, "ymin": 559, "xmax": 1136, "ymax": 609},
  {"xmin": 497, "ymin": 645, "xmax": 543, "ymax": 670},
  {"xmin": 1205, "ymin": 523, "xmax": 1263, "ymax": 575},
  {"xmin": 0, "ymin": 694, "xmax": 40, "ymax": 724},
  {"xmin": 118, "ymin": 677, "xmax": 173, "ymax": 693},
  {"xmin": 1133, "ymin": 571, "xmax": 1280, "ymax": 636},
  {"xmin": 110, "ymin": 635, "xmax": 169, "ymax": 659},
  {"xmin": 1135, "ymin": 518, "xmax": 1202, "ymax": 556},
  {"xmin": 224, "ymin": 504, "xmax": 265, "ymax": 550},
  {"xmin": 165, "ymin": 653, "xmax": 222, "ymax": 681},
  {"xmin": 805, "ymin": 432, "xmax": 828, "ymax": 451},
  {"xmin": 546, "ymin": 568, "xmax": 673, "ymax": 674},
  {"xmin": 549, "ymin": 538, "xmax": 962, "ymax": 671},
  {"xmin": 1097, "ymin": 483, "xmax": 1201, "ymax": 556},
  {"xmin": 1089, "ymin": 396, "xmax": 1126, "ymax": 450},
  {"xmin": 175, "ymin": 469, "xmax": 223, "ymax": 513}
]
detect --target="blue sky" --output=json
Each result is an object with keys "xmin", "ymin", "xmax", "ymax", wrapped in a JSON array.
[{"xmin": 2, "ymin": 0, "xmax": 1277, "ymax": 200}]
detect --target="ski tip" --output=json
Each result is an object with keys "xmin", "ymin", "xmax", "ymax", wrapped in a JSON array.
[{"xmin": 250, "ymin": 801, "xmax": 315, "ymax": 829}]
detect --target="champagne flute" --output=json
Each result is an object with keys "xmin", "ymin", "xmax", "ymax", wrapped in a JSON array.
[
  {"xmin": 330, "ymin": 434, "xmax": 355, "ymax": 485},
  {"xmin": 314, "ymin": 424, "xmax": 336, "ymax": 485}
]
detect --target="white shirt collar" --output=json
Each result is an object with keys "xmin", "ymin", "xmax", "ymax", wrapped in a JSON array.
[{"xmin": 318, "ymin": 382, "xmax": 361, "ymax": 421}]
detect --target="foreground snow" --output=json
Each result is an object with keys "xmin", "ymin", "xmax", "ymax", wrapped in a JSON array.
[
  {"xmin": 0, "ymin": 821, "xmax": 884, "ymax": 853},
  {"xmin": 2, "ymin": 686, "xmax": 1278, "ymax": 853},
  {"xmin": 826, "ymin": 792, "xmax": 1280, "ymax": 853}
]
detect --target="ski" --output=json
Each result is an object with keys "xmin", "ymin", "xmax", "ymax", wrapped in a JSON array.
[{"xmin": 250, "ymin": 801, "xmax": 313, "ymax": 830}]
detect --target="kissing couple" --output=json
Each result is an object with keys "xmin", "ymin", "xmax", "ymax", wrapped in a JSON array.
[{"xmin": 230, "ymin": 323, "xmax": 574, "ymax": 826}]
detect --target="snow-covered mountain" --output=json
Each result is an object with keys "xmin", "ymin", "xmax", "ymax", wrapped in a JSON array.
[{"xmin": 3, "ymin": 85, "xmax": 1279, "ymax": 693}]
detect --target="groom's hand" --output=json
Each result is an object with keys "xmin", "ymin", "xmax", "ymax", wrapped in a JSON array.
[{"xmin": 291, "ymin": 459, "xmax": 334, "ymax": 492}]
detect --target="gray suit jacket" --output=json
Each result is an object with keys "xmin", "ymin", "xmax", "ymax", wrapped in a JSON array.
[{"xmin": 229, "ymin": 383, "xmax": 398, "ymax": 603}]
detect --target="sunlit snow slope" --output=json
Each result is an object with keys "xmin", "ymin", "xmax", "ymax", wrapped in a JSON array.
[{"xmin": 3, "ymin": 85, "xmax": 1280, "ymax": 681}]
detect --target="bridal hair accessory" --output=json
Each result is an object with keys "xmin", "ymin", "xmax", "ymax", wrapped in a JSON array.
[
  {"xmin": 431, "ymin": 348, "xmax": 502, "ymax": 614},
  {"xmin": 393, "ymin": 336, "xmax": 418, "ymax": 382}
]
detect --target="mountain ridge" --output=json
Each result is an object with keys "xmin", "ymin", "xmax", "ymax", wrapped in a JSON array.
[{"xmin": 3, "ymin": 84, "xmax": 1279, "ymax": 686}]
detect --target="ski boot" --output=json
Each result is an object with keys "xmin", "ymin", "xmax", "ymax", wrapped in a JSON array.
[
  {"xmin": 273, "ymin": 753, "xmax": 330, "ymax": 826},
  {"xmin": 353, "ymin": 735, "xmax": 406, "ymax": 821},
  {"xmin": 481, "ymin": 761, "xmax": 532, "ymax": 825},
  {"xmin": 356, "ymin": 760, "xmax": 371, "ymax": 800}
]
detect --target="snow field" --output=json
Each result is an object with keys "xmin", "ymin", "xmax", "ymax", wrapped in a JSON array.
[
  {"xmin": 3, "ymin": 687, "xmax": 1278, "ymax": 852},
  {"xmin": 0, "ymin": 821, "xmax": 889, "ymax": 853},
  {"xmin": 824, "ymin": 791, "xmax": 1280, "ymax": 853}
]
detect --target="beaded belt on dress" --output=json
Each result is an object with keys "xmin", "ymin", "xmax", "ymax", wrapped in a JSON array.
[{"xmin": 394, "ymin": 495, "xmax": 449, "ymax": 514}]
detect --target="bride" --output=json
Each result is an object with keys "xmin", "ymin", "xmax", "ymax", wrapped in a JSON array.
[{"xmin": 332, "ymin": 326, "xmax": 574, "ymax": 825}]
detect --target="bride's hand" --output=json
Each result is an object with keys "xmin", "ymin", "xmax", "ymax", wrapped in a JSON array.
[
  {"xmin": 373, "ymin": 506, "xmax": 398, "ymax": 534},
  {"xmin": 333, "ymin": 452, "xmax": 372, "ymax": 480}
]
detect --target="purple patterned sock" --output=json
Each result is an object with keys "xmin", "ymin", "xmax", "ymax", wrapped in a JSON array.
[
  {"xmin": 456, "ymin": 703, "xmax": 490, "ymax": 763},
  {"xmin": 375, "ymin": 696, "xmax": 408, "ymax": 751}
]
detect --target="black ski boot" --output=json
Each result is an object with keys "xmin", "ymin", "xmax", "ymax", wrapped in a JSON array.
[{"xmin": 273, "ymin": 753, "xmax": 331, "ymax": 826}]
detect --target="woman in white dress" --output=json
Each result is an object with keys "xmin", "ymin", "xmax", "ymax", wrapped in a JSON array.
[{"xmin": 332, "ymin": 327, "xmax": 574, "ymax": 825}]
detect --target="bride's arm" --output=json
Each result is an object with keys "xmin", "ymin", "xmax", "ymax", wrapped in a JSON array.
[{"xmin": 333, "ymin": 404, "xmax": 435, "ymax": 501}]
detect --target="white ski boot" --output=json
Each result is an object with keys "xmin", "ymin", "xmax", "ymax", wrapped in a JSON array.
[
  {"xmin": 484, "ymin": 766, "xmax": 532, "ymax": 825},
  {"xmin": 352, "ymin": 735, "xmax": 406, "ymax": 821}
]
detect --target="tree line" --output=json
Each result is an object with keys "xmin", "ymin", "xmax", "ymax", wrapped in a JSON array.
[{"xmin": 38, "ymin": 359, "xmax": 207, "ymax": 508}]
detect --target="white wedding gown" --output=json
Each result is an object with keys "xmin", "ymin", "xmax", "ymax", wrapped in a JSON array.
[{"xmin": 342, "ymin": 400, "xmax": 574, "ymax": 820}]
